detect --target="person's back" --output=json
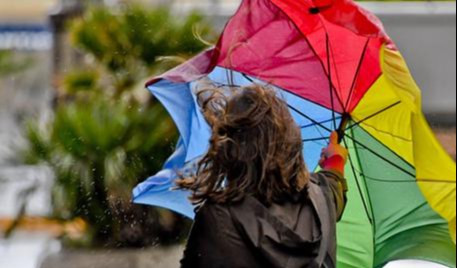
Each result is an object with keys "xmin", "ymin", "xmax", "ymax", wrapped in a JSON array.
[{"xmin": 178, "ymin": 85, "xmax": 348, "ymax": 268}]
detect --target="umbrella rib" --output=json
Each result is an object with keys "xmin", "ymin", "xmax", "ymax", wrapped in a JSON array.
[
  {"xmin": 347, "ymin": 101, "xmax": 402, "ymax": 130},
  {"xmin": 302, "ymin": 137, "xmax": 329, "ymax": 142},
  {"xmin": 350, "ymin": 129, "xmax": 378, "ymax": 245},
  {"xmin": 207, "ymin": 71, "xmax": 414, "ymax": 178},
  {"xmin": 301, "ymin": 117, "xmax": 342, "ymax": 129},
  {"xmin": 355, "ymin": 122, "xmax": 413, "ymax": 143},
  {"xmin": 242, "ymin": 73, "xmax": 253, "ymax": 81},
  {"xmin": 315, "ymin": 123, "xmax": 328, "ymax": 144},
  {"xmin": 344, "ymin": 135, "xmax": 416, "ymax": 178},
  {"xmin": 222, "ymin": 72, "xmax": 340, "ymax": 141},
  {"xmin": 288, "ymin": 104, "xmax": 332, "ymax": 133},
  {"xmin": 416, "ymin": 178, "xmax": 456, "ymax": 184},
  {"xmin": 283, "ymin": 14, "xmax": 347, "ymax": 114},
  {"xmin": 351, "ymin": 163, "xmax": 455, "ymax": 184},
  {"xmin": 303, "ymin": 137, "xmax": 328, "ymax": 147},
  {"xmin": 240, "ymin": 72, "xmax": 343, "ymax": 116},
  {"xmin": 240, "ymin": 73, "xmax": 330, "ymax": 138},
  {"xmin": 345, "ymin": 38, "xmax": 371, "ymax": 110},
  {"xmin": 328, "ymin": 33, "xmax": 344, "ymax": 99},
  {"xmin": 353, "ymin": 124, "xmax": 416, "ymax": 169},
  {"xmin": 272, "ymin": 7, "xmax": 347, "ymax": 116},
  {"xmin": 316, "ymin": 26, "xmax": 345, "ymax": 113},
  {"xmin": 343, "ymin": 137, "xmax": 374, "ymax": 225},
  {"xmin": 359, "ymin": 172, "xmax": 415, "ymax": 183},
  {"xmin": 226, "ymin": 69, "xmax": 234, "ymax": 86},
  {"xmin": 326, "ymin": 33, "xmax": 337, "ymax": 130}
]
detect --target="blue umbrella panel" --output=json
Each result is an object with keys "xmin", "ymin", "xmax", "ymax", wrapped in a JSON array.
[{"xmin": 133, "ymin": 67, "xmax": 341, "ymax": 219}]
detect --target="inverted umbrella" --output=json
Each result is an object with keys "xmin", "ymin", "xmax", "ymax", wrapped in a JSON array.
[{"xmin": 133, "ymin": 0, "xmax": 456, "ymax": 267}]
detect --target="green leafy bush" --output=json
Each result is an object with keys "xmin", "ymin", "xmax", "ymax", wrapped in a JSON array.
[
  {"xmin": 25, "ymin": 98, "xmax": 185, "ymax": 247},
  {"xmin": 0, "ymin": 51, "xmax": 29, "ymax": 76},
  {"xmin": 70, "ymin": 6, "xmax": 213, "ymax": 97},
  {"xmin": 24, "ymin": 5, "xmax": 215, "ymax": 247}
]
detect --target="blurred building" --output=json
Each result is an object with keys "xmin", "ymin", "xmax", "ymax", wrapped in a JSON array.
[
  {"xmin": 0, "ymin": 0, "xmax": 56, "ymax": 24},
  {"xmin": 0, "ymin": 0, "xmax": 56, "ymax": 216},
  {"xmin": 0, "ymin": 3, "xmax": 59, "ymax": 267},
  {"xmin": 364, "ymin": 2, "xmax": 456, "ymax": 124},
  {"xmin": 0, "ymin": 0, "xmax": 56, "ymax": 51}
]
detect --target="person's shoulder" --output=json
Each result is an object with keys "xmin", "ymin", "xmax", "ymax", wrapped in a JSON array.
[
  {"xmin": 312, "ymin": 170, "xmax": 344, "ymax": 185},
  {"xmin": 310, "ymin": 172, "xmax": 330, "ymax": 187},
  {"xmin": 197, "ymin": 197, "xmax": 264, "ymax": 222},
  {"xmin": 196, "ymin": 200, "xmax": 233, "ymax": 219}
]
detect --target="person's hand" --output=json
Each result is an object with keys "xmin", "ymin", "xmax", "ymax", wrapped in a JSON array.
[{"xmin": 319, "ymin": 131, "xmax": 348, "ymax": 174}]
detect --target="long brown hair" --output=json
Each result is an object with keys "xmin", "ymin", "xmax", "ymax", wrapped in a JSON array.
[{"xmin": 177, "ymin": 84, "xmax": 310, "ymax": 205}]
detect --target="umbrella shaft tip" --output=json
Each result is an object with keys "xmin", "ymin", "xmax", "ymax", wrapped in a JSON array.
[{"xmin": 337, "ymin": 114, "xmax": 351, "ymax": 143}]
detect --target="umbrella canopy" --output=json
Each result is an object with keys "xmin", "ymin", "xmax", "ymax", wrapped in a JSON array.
[{"xmin": 133, "ymin": 0, "xmax": 456, "ymax": 267}]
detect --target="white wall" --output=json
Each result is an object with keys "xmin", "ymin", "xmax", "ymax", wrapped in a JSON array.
[{"xmin": 369, "ymin": 3, "xmax": 456, "ymax": 122}]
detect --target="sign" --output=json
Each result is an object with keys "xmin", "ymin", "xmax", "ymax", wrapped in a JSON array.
[{"xmin": 0, "ymin": 25, "xmax": 52, "ymax": 51}]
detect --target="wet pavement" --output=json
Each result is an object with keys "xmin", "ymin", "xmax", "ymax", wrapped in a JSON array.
[{"xmin": 0, "ymin": 232, "xmax": 60, "ymax": 268}]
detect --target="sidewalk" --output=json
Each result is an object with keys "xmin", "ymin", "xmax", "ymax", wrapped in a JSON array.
[
  {"xmin": 0, "ymin": 232, "xmax": 60, "ymax": 268},
  {"xmin": 40, "ymin": 246, "xmax": 184, "ymax": 268}
]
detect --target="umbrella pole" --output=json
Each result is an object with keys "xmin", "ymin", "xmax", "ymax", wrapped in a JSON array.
[{"xmin": 337, "ymin": 114, "xmax": 351, "ymax": 144}]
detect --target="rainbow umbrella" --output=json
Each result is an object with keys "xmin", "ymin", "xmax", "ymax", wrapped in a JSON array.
[{"xmin": 133, "ymin": 0, "xmax": 456, "ymax": 267}]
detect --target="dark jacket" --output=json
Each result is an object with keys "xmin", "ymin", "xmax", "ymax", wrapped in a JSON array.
[{"xmin": 181, "ymin": 171, "xmax": 347, "ymax": 268}]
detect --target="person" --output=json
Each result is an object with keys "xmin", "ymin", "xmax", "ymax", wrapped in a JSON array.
[{"xmin": 178, "ymin": 85, "xmax": 349, "ymax": 268}]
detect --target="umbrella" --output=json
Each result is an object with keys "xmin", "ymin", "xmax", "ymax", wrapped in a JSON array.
[{"xmin": 133, "ymin": 0, "xmax": 456, "ymax": 267}]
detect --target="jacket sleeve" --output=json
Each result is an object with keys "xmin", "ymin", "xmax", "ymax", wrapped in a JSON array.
[
  {"xmin": 316, "ymin": 170, "xmax": 348, "ymax": 221},
  {"xmin": 180, "ymin": 205, "xmax": 214, "ymax": 268},
  {"xmin": 180, "ymin": 203, "xmax": 243, "ymax": 268}
]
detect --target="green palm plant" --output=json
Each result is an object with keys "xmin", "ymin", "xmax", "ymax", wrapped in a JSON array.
[
  {"xmin": 25, "ymin": 98, "xmax": 182, "ymax": 246},
  {"xmin": 70, "ymin": 5, "xmax": 213, "ymax": 97},
  {"xmin": 23, "ymin": 4, "xmax": 215, "ymax": 247}
]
